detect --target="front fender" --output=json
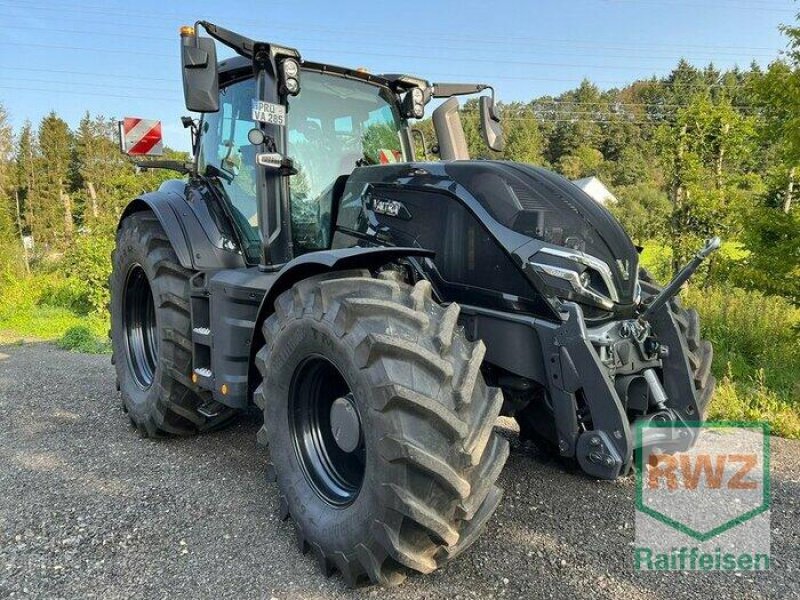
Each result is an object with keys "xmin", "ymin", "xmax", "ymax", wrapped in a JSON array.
[{"xmin": 247, "ymin": 246, "xmax": 435, "ymax": 392}]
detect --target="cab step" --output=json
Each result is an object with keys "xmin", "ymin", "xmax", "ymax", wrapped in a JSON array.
[{"xmin": 197, "ymin": 399, "xmax": 226, "ymax": 418}]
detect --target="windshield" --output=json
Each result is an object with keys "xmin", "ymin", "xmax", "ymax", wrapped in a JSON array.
[{"xmin": 287, "ymin": 71, "xmax": 406, "ymax": 253}]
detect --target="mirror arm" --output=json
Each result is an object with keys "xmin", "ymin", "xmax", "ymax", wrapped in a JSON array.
[
  {"xmin": 133, "ymin": 160, "xmax": 192, "ymax": 175},
  {"xmin": 430, "ymin": 83, "xmax": 490, "ymax": 98},
  {"xmin": 486, "ymin": 86, "xmax": 500, "ymax": 121},
  {"xmin": 196, "ymin": 20, "xmax": 256, "ymax": 58}
]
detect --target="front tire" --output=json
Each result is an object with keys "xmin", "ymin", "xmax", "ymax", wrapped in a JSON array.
[
  {"xmin": 111, "ymin": 212, "xmax": 236, "ymax": 436},
  {"xmin": 255, "ymin": 271, "xmax": 509, "ymax": 586},
  {"xmin": 638, "ymin": 268, "xmax": 715, "ymax": 414}
]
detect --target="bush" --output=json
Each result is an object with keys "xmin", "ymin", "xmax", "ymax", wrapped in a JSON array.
[
  {"xmin": 639, "ymin": 241, "xmax": 673, "ymax": 282},
  {"xmin": 64, "ymin": 233, "xmax": 115, "ymax": 315},
  {"xmin": 38, "ymin": 276, "xmax": 93, "ymax": 314},
  {"xmin": 57, "ymin": 325, "xmax": 110, "ymax": 354},
  {"xmin": 709, "ymin": 373, "xmax": 800, "ymax": 439},
  {"xmin": 734, "ymin": 207, "xmax": 800, "ymax": 304},
  {"xmin": 0, "ymin": 239, "xmax": 26, "ymax": 279},
  {"xmin": 682, "ymin": 284, "xmax": 799, "ymax": 437},
  {"xmin": 682, "ymin": 285, "xmax": 800, "ymax": 394},
  {"xmin": 0, "ymin": 273, "xmax": 109, "ymax": 347},
  {"xmin": 608, "ymin": 184, "xmax": 671, "ymax": 245}
]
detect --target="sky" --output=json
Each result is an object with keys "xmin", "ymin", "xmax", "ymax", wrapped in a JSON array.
[{"xmin": 1, "ymin": 0, "xmax": 796, "ymax": 152}]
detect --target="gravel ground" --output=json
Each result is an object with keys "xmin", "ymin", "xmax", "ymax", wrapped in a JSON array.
[{"xmin": 0, "ymin": 343, "xmax": 798, "ymax": 599}]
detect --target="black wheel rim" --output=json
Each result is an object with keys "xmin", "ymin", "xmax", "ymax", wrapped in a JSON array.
[
  {"xmin": 123, "ymin": 265, "xmax": 159, "ymax": 389},
  {"xmin": 289, "ymin": 356, "xmax": 365, "ymax": 506}
]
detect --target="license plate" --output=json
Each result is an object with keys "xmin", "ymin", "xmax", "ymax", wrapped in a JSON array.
[{"xmin": 252, "ymin": 100, "xmax": 286, "ymax": 126}]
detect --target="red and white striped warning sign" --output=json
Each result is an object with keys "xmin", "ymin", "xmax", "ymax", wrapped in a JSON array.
[
  {"xmin": 378, "ymin": 148, "xmax": 403, "ymax": 164},
  {"xmin": 119, "ymin": 117, "xmax": 163, "ymax": 156}
]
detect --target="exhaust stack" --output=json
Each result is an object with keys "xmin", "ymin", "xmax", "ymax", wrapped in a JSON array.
[{"xmin": 431, "ymin": 97, "xmax": 469, "ymax": 161}]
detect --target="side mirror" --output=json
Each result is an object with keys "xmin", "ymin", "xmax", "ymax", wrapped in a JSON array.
[
  {"xmin": 181, "ymin": 31, "xmax": 219, "ymax": 113},
  {"xmin": 479, "ymin": 95, "xmax": 504, "ymax": 152}
]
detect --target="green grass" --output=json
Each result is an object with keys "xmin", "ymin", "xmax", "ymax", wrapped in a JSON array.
[
  {"xmin": 681, "ymin": 285, "xmax": 800, "ymax": 438},
  {"xmin": 639, "ymin": 239, "xmax": 800, "ymax": 438},
  {"xmin": 0, "ymin": 272, "xmax": 110, "ymax": 351}
]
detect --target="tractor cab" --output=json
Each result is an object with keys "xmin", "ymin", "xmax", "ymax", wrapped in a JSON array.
[{"xmin": 179, "ymin": 21, "xmax": 501, "ymax": 268}]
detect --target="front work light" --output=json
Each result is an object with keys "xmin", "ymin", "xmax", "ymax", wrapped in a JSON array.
[
  {"xmin": 402, "ymin": 87, "xmax": 426, "ymax": 119},
  {"xmin": 281, "ymin": 58, "xmax": 301, "ymax": 96}
]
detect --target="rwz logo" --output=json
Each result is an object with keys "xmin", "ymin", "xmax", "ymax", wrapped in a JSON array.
[
  {"xmin": 647, "ymin": 452, "xmax": 758, "ymax": 491},
  {"xmin": 634, "ymin": 422, "xmax": 770, "ymax": 571}
]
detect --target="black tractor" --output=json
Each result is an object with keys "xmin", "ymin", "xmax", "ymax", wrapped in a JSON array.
[{"xmin": 110, "ymin": 22, "xmax": 716, "ymax": 587}]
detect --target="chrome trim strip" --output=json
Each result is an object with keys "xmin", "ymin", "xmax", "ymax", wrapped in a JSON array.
[
  {"xmin": 538, "ymin": 247, "xmax": 620, "ymax": 302},
  {"xmin": 530, "ymin": 262, "xmax": 614, "ymax": 310}
]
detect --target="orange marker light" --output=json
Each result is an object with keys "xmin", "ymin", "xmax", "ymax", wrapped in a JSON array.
[
  {"xmin": 191, "ymin": 372, "xmax": 198, "ymax": 383},
  {"xmin": 221, "ymin": 384, "xmax": 228, "ymax": 395},
  {"xmin": 180, "ymin": 25, "xmax": 195, "ymax": 37}
]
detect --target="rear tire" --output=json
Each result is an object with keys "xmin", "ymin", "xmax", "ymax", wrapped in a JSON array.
[
  {"xmin": 111, "ymin": 212, "xmax": 236, "ymax": 436},
  {"xmin": 255, "ymin": 271, "xmax": 509, "ymax": 586}
]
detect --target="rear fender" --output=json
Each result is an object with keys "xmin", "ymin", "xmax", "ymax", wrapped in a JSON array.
[{"xmin": 118, "ymin": 179, "xmax": 246, "ymax": 271}]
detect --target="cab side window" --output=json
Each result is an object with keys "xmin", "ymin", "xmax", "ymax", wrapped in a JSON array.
[{"xmin": 198, "ymin": 78, "xmax": 260, "ymax": 258}]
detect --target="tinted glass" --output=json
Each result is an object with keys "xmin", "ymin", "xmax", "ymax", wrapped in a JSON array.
[
  {"xmin": 287, "ymin": 71, "xmax": 405, "ymax": 253},
  {"xmin": 198, "ymin": 78, "xmax": 261, "ymax": 261}
]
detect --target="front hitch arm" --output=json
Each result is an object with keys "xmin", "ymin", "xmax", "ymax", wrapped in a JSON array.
[{"xmin": 639, "ymin": 236, "xmax": 721, "ymax": 323}]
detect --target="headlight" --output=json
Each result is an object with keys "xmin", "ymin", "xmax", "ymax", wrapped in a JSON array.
[
  {"xmin": 283, "ymin": 59, "xmax": 299, "ymax": 78},
  {"xmin": 538, "ymin": 247, "xmax": 619, "ymax": 302},
  {"xmin": 528, "ymin": 247, "xmax": 620, "ymax": 310},
  {"xmin": 402, "ymin": 87, "xmax": 426, "ymax": 119}
]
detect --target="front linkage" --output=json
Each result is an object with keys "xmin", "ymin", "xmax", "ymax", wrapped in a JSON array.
[{"xmin": 539, "ymin": 237, "xmax": 721, "ymax": 479}]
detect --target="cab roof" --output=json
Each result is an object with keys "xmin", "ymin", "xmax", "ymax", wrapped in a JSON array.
[{"xmin": 218, "ymin": 54, "xmax": 428, "ymax": 92}]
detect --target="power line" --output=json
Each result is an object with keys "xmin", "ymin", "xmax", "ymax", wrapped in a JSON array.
[
  {"xmin": 0, "ymin": 40, "xmax": 776, "ymax": 76},
  {"xmin": 2, "ymin": 22, "xmax": 783, "ymax": 62},
  {"xmin": 0, "ymin": 0, "xmax": 789, "ymax": 52},
  {"xmin": 0, "ymin": 63, "xmax": 780, "ymax": 96},
  {"xmin": 0, "ymin": 84, "xmax": 179, "ymax": 102},
  {"xmin": 595, "ymin": 0, "xmax": 795, "ymax": 13},
  {"xmin": 7, "ymin": 76, "xmax": 178, "ymax": 94},
  {"xmin": 0, "ymin": 68, "xmax": 769, "ymax": 106},
  {"xmin": 1, "ymin": 65, "xmax": 175, "ymax": 82},
  {"xmin": 422, "ymin": 71, "xmax": 774, "ymax": 89},
  {"xmin": 0, "ymin": 42, "xmax": 166, "ymax": 58}
]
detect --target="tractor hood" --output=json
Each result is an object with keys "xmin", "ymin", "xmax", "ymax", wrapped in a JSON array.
[
  {"xmin": 445, "ymin": 161, "xmax": 640, "ymax": 309},
  {"xmin": 333, "ymin": 160, "xmax": 640, "ymax": 319}
]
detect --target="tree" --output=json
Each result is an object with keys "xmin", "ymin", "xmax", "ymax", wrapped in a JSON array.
[
  {"xmin": 732, "ymin": 12, "xmax": 800, "ymax": 301},
  {"xmin": 36, "ymin": 112, "xmax": 74, "ymax": 249},
  {"xmin": 0, "ymin": 103, "xmax": 14, "ymax": 240},
  {"xmin": 13, "ymin": 121, "xmax": 37, "ymax": 236},
  {"xmin": 609, "ymin": 183, "xmax": 671, "ymax": 246},
  {"xmin": 73, "ymin": 113, "xmax": 131, "ymax": 227},
  {"xmin": 751, "ymin": 44, "xmax": 800, "ymax": 212},
  {"xmin": 655, "ymin": 93, "xmax": 756, "ymax": 273},
  {"xmin": 557, "ymin": 145, "xmax": 605, "ymax": 180},
  {"xmin": 502, "ymin": 103, "xmax": 543, "ymax": 164}
]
